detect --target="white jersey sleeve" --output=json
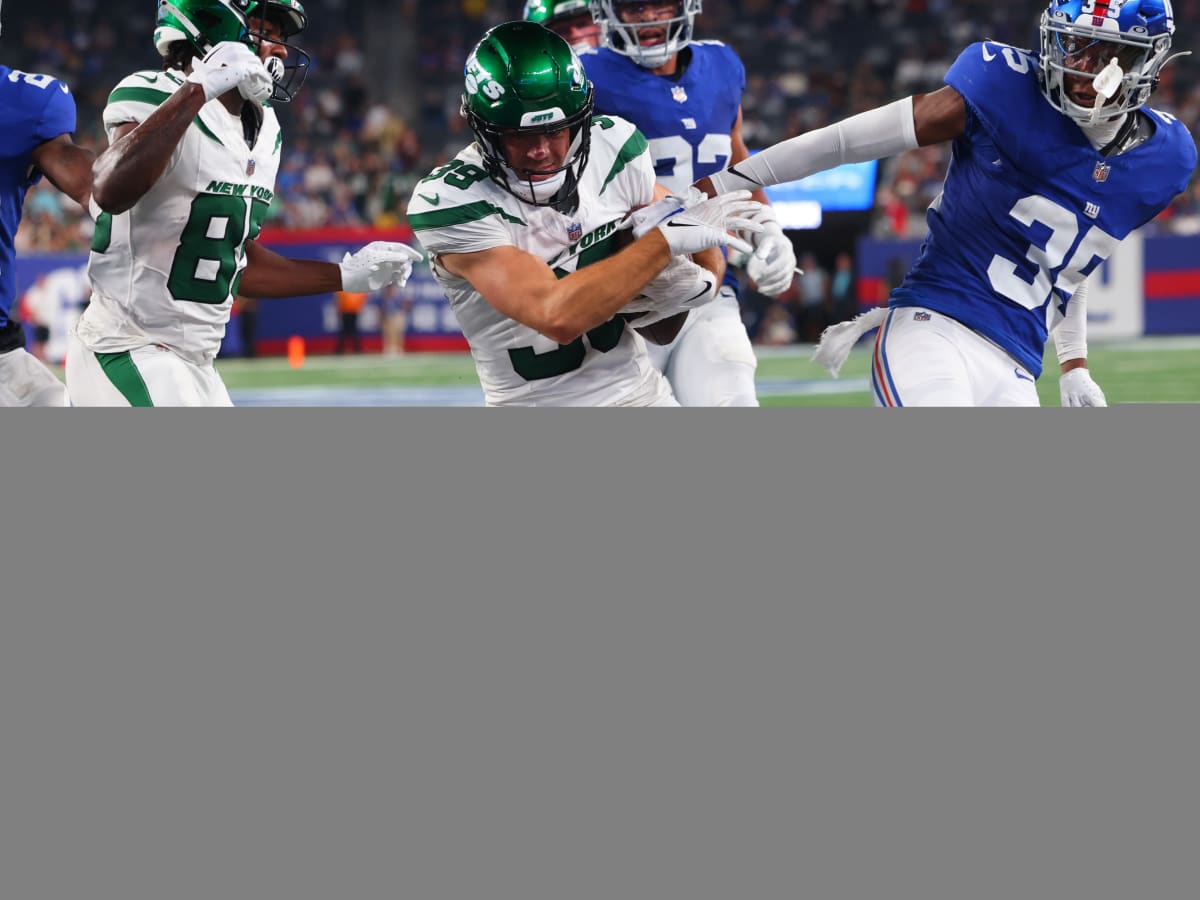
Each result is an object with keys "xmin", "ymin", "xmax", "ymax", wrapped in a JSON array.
[{"xmin": 102, "ymin": 69, "xmax": 188, "ymax": 172}]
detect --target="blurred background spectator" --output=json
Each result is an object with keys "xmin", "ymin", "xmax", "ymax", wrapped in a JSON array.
[
  {"xmin": 4, "ymin": 0, "xmax": 1198, "ymax": 345},
  {"xmin": 334, "ymin": 289, "xmax": 368, "ymax": 354}
]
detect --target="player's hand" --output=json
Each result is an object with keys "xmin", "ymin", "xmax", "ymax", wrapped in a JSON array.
[
  {"xmin": 623, "ymin": 187, "xmax": 708, "ymax": 239},
  {"xmin": 622, "ymin": 255, "xmax": 720, "ymax": 326},
  {"xmin": 656, "ymin": 191, "xmax": 763, "ymax": 257},
  {"xmin": 744, "ymin": 205, "xmax": 797, "ymax": 297},
  {"xmin": 1059, "ymin": 366, "xmax": 1107, "ymax": 407},
  {"xmin": 186, "ymin": 41, "xmax": 272, "ymax": 102},
  {"xmin": 237, "ymin": 59, "xmax": 275, "ymax": 104},
  {"xmin": 340, "ymin": 242, "xmax": 424, "ymax": 292}
]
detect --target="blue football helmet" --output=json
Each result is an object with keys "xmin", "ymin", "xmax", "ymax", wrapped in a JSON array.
[
  {"xmin": 592, "ymin": 0, "xmax": 703, "ymax": 69},
  {"xmin": 1038, "ymin": 0, "xmax": 1182, "ymax": 123}
]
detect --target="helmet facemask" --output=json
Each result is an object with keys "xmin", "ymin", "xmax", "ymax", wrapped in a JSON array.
[
  {"xmin": 1037, "ymin": 0, "xmax": 1181, "ymax": 125},
  {"xmin": 246, "ymin": 0, "xmax": 310, "ymax": 102},
  {"xmin": 594, "ymin": 0, "xmax": 702, "ymax": 69}
]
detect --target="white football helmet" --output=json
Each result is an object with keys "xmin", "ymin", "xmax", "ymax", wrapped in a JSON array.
[{"xmin": 592, "ymin": 0, "xmax": 703, "ymax": 69}]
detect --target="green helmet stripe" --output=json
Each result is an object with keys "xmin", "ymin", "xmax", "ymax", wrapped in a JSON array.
[{"xmin": 408, "ymin": 201, "xmax": 528, "ymax": 231}]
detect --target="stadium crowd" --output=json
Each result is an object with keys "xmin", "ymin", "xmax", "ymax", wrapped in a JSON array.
[{"xmin": 6, "ymin": 0, "xmax": 1200, "ymax": 343}]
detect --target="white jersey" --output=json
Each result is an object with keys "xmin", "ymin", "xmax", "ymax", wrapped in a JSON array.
[
  {"xmin": 76, "ymin": 69, "xmax": 282, "ymax": 364},
  {"xmin": 408, "ymin": 116, "xmax": 669, "ymax": 407}
]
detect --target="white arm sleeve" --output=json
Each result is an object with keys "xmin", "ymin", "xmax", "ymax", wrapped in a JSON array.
[
  {"xmin": 708, "ymin": 96, "xmax": 920, "ymax": 193},
  {"xmin": 1053, "ymin": 278, "xmax": 1089, "ymax": 365}
]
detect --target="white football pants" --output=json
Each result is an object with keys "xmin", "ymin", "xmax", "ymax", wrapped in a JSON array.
[
  {"xmin": 871, "ymin": 307, "xmax": 1040, "ymax": 407},
  {"xmin": 67, "ymin": 335, "xmax": 233, "ymax": 407},
  {"xmin": 645, "ymin": 287, "xmax": 759, "ymax": 407}
]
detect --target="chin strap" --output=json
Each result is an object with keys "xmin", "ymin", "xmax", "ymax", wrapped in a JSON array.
[
  {"xmin": 549, "ymin": 169, "xmax": 580, "ymax": 215},
  {"xmin": 1097, "ymin": 112, "xmax": 1140, "ymax": 157}
]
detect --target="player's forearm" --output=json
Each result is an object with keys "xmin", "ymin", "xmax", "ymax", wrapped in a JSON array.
[
  {"xmin": 92, "ymin": 85, "xmax": 207, "ymax": 213},
  {"xmin": 33, "ymin": 138, "xmax": 95, "ymax": 209},
  {"xmin": 691, "ymin": 245, "xmax": 726, "ymax": 285},
  {"xmin": 696, "ymin": 97, "xmax": 920, "ymax": 196},
  {"xmin": 239, "ymin": 244, "xmax": 342, "ymax": 298},
  {"xmin": 538, "ymin": 230, "xmax": 675, "ymax": 343},
  {"xmin": 1053, "ymin": 278, "xmax": 1090, "ymax": 371}
]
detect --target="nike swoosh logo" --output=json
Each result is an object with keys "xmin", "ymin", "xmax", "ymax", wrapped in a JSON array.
[
  {"xmin": 665, "ymin": 220, "xmax": 695, "ymax": 228},
  {"xmin": 981, "ymin": 43, "xmax": 997, "ymax": 61},
  {"xmin": 725, "ymin": 163, "xmax": 763, "ymax": 187},
  {"xmin": 418, "ymin": 193, "xmax": 440, "ymax": 206},
  {"xmin": 1014, "ymin": 368, "xmax": 1034, "ymax": 382},
  {"xmin": 60, "ymin": 83, "xmax": 70, "ymax": 93},
  {"xmin": 134, "ymin": 73, "xmax": 158, "ymax": 84},
  {"xmin": 684, "ymin": 278, "xmax": 715, "ymax": 304}
]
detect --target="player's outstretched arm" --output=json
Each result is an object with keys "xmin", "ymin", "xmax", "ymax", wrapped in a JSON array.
[
  {"xmin": 240, "ymin": 240, "xmax": 343, "ymax": 298},
  {"xmin": 239, "ymin": 240, "xmax": 423, "ymax": 299},
  {"xmin": 692, "ymin": 88, "xmax": 966, "ymax": 198},
  {"xmin": 31, "ymin": 134, "xmax": 95, "ymax": 209}
]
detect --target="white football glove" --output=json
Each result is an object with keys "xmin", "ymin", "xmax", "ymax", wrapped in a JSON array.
[
  {"xmin": 656, "ymin": 190, "xmax": 763, "ymax": 257},
  {"xmin": 621, "ymin": 255, "xmax": 721, "ymax": 327},
  {"xmin": 744, "ymin": 205, "xmax": 798, "ymax": 297},
  {"xmin": 340, "ymin": 242, "xmax": 424, "ymax": 293},
  {"xmin": 1059, "ymin": 367, "xmax": 1108, "ymax": 407},
  {"xmin": 186, "ymin": 41, "xmax": 272, "ymax": 102},
  {"xmin": 622, "ymin": 187, "xmax": 709, "ymax": 239},
  {"xmin": 237, "ymin": 61, "xmax": 275, "ymax": 104}
]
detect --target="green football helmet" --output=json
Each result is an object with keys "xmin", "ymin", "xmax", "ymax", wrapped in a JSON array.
[
  {"xmin": 154, "ymin": 0, "xmax": 309, "ymax": 102},
  {"xmin": 461, "ymin": 21, "xmax": 595, "ymax": 210},
  {"xmin": 154, "ymin": 0, "xmax": 254, "ymax": 58},
  {"xmin": 523, "ymin": 0, "xmax": 595, "ymax": 27},
  {"xmin": 523, "ymin": 0, "xmax": 600, "ymax": 52}
]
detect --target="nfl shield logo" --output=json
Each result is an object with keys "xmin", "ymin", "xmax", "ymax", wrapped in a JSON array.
[
  {"xmin": 1092, "ymin": 160, "xmax": 1110, "ymax": 182},
  {"xmin": 246, "ymin": 158, "xmax": 256, "ymax": 176},
  {"xmin": 672, "ymin": 85, "xmax": 688, "ymax": 104},
  {"xmin": 567, "ymin": 222, "xmax": 583, "ymax": 242}
]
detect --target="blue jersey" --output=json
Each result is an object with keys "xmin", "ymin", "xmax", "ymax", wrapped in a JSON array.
[
  {"xmin": 0, "ymin": 66, "xmax": 77, "ymax": 324},
  {"xmin": 890, "ymin": 42, "xmax": 1197, "ymax": 377},
  {"xmin": 583, "ymin": 41, "xmax": 746, "ymax": 295},
  {"xmin": 582, "ymin": 42, "xmax": 745, "ymax": 194}
]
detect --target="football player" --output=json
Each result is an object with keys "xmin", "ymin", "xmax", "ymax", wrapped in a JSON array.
[
  {"xmin": 0, "ymin": 12, "xmax": 95, "ymax": 406},
  {"xmin": 697, "ymin": 0, "xmax": 1197, "ymax": 407},
  {"xmin": 406, "ymin": 21, "xmax": 762, "ymax": 406},
  {"xmin": 67, "ymin": 0, "xmax": 422, "ymax": 405},
  {"xmin": 581, "ymin": 0, "xmax": 798, "ymax": 406},
  {"xmin": 523, "ymin": 0, "xmax": 601, "ymax": 53}
]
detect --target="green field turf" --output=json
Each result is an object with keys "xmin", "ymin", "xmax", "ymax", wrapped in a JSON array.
[{"xmin": 48, "ymin": 335, "xmax": 1200, "ymax": 405}]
